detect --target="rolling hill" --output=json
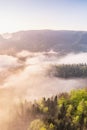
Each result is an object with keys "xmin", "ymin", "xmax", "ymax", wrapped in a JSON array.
[{"xmin": 0, "ymin": 30, "xmax": 87, "ymax": 54}]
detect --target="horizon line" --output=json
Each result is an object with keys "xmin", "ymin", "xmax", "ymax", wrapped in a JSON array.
[{"xmin": 1, "ymin": 29, "xmax": 87, "ymax": 35}]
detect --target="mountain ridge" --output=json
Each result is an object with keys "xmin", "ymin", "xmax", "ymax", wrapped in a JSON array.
[{"xmin": 0, "ymin": 30, "xmax": 87, "ymax": 54}]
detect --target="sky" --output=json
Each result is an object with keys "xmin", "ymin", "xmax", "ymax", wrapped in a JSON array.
[{"xmin": 0, "ymin": 0, "xmax": 87, "ymax": 33}]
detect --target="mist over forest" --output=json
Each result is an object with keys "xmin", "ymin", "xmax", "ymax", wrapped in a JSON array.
[{"xmin": 0, "ymin": 30, "xmax": 87, "ymax": 130}]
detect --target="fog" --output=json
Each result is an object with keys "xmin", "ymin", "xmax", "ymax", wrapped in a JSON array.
[
  {"xmin": 0, "ymin": 50, "xmax": 87, "ymax": 129},
  {"xmin": 1, "ymin": 51, "xmax": 87, "ymax": 99},
  {"xmin": 58, "ymin": 53, "xmax": 87, "ymax": 64}
]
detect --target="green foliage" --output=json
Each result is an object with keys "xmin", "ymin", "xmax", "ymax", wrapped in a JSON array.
[
  {"xmin": 70, "ymin": 89, "xmax": 87, "ymax": 105},
  {"xmin": 28, "ymin": 89, "xmax": 87, "ymax": 130},
  {"xmin": 29, "ymin": 119, "xmax": 46, "ymax": 130},
  {"xmin": 8, "ymin": 89, "xmax": 87, "ymax": 130}
]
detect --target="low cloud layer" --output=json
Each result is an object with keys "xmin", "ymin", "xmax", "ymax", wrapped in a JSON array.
[
  {"xmin": 0, "ymin": 50, "xmax": 87, "ymax": 129},
  {"xmin": 1, "ymin": 51, "xmax": 87, "ymax": 98},
  {"xmin": 58, "ymin": 53, "xmax": 87, "ymax": 64}
]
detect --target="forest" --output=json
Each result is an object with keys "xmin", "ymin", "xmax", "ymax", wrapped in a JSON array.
[
  {"xmin": 8, "ymin": 89, "xmax": 87, "ymax": 130},
  {"xmin": 49, "ymin": 64, "xmax": 87, "ymax": 78}
]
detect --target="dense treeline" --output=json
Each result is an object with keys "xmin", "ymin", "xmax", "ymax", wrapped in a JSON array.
[
  {"xmin": 49, "ymin": 64, "xmax": 87, "ymax": 78},
  {"xmin": 8, "ymin": 89, "xmax": 87, "ymax": 130}
]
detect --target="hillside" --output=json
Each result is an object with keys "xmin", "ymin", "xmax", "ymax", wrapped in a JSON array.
[
  {"xmin": 0, "ymin": 30, "xmax": 87, "ymax": 54},
  {"xmin": 49, "ymin": 64, "xmax": 87, "ymax": 78},
  {"xmin": 7, "ymin": 89, "xmax": 87, "ymax": 130}
]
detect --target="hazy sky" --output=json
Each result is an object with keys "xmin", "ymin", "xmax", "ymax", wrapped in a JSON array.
[{"xmin": 0, "ymin": 0, "xmax": 87, "ymax": 33}]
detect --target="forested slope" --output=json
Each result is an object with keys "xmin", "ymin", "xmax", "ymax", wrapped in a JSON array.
[
  {"xmin": 8, "ymin": 89, "xmax": 87, "ymax": 130},
  {"xmin": 49, "ymin": 64, "xmax": 87, "ymax": 78}
]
